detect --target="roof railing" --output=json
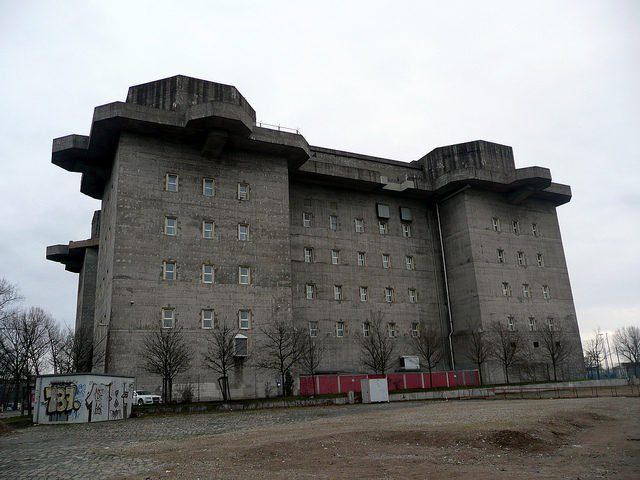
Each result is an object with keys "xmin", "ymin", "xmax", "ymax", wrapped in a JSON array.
[{"xmin": 256, "ymin": 121, "xmax": 300, "ymax": 135}]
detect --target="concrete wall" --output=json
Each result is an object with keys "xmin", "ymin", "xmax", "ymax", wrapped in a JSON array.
[
  {"xmin": 443, "ymin": 189, "xmax": 583, "ymax": 383},
  {"xmin": 102, "ymin": 132, "xmax": 293, "ymax": 399},
  {"xmin": 289, "ymin": 181, "xmax": 448, "ymax": 373},
  {"xmin": 33, "ymin": 374, "xmax": 134, "ymax": 424}
]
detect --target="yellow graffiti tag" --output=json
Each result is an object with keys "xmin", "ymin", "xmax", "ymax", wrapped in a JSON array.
[{"xmin": 44, "ymin": 385, "xmax": 82, "ymax": 414}]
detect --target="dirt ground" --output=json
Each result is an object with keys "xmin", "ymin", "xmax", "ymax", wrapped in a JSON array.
[{"xmin": 122, "ymin": 396, "xmax": 639, "ymax": 480}]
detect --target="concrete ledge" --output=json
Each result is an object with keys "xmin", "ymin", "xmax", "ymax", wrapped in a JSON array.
[
  {"xmin": 135, "ymin": 396, "xmax": 348, "ymax": 416},
  {"xmin": 390, "ymin": 388, "xmax": 495, "ymax": 402}
]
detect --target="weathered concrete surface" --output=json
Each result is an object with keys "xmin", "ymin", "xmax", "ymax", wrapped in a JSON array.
[{"xmin": 46, "ymin": 76, "xmax": 583, "ymax": 399}]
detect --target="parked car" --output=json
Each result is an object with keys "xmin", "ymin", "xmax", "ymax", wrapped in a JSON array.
[{"xmin": 133, "ymin": 390, "xmax": 161, "ymax": 405}]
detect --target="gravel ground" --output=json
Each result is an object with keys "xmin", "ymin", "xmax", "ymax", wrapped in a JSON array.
[{"xmin": 1, "ymin": 397, "xmax": 638, "ymax": 479}]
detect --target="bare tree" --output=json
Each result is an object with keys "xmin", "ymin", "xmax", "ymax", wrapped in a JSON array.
[
  {"xmin": 202, "ymin": 320, "xmax": 238, "ymax": 401},
  {"xmin": 0, "ymin": 278, "xmax": 21, "ymax": 322},
  {"xmin": 256, "ymin": 318, "xmax": 304, "ymax": 397},
  {"xmin": 141, "ymin": 326, "xmax": 192, "ymax": 403},
  {"xmin": 614, "ymin": 325, "xmax": 640, "ymax": 377},
  {"xmin": 488, "ymin": 320, "xmax": 523, "ymax": 384},
  {"xmin": 359, "ymin": 311, "xmax": 395, "ymax": 375},
  {"xmin": 299, "ymin": 335, "xmax": 326, "ymax": 395},
  {"xmin": 538, "ymin": 324, "xmax": 575, "ymax": 382},
  {"xmin": 465, "ymin": 325, "xmax": 490, "ymax": 385},
  {"xmin": 412, "ymin": 321, "xmax": 443, "ymax": 387},
  {"xmin": 0, "ymin": 307, "xmax": 53, "ymax": 409},
  {"xmin": 583, "ymin": 331, "xmax": 605, "ymax": 380}
]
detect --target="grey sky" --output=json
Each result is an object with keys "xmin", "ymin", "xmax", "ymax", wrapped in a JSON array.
[{"xmin": 0, "ymin": 1, "xmax": 638, "ymax": 340}]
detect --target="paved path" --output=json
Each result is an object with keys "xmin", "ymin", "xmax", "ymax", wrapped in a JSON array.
[{"xmin": 0, "ymin": 401, "xmax": 420, "ymax": 479}]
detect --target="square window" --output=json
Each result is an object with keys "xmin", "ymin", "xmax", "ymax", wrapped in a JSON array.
[
  {"xmin": 304, "ymin": 247, "xmax": 313, "ymax": 263},
  {"xmin": 528, "ymin": 317, "xmax": 536, "ymax": 331},
  {"xmin": 532, "ymin": 223, "xmax": 539, "ymax": 236},
  {"xmin": 517, "ymin": 251, "xmax": 526, "ymax": 266},
  {"xmin": 309, "ymin": 321, "xmax": 318, "ymax": 338},
  {"xmin": 163, "ymin": 261, "xmax": 176, "ymax": 281},
  {"xmin": 376, "ymin": 203, "xmax": 390, "ymax": 219},
  {"xmin": 336, "ymin": 321, "xmax": 345, "ymax": 338},
  {"xmin": 362, "ymin": 322, "xmax": 370, "ymax": 337},
  {"xmin": 162, "ymin": 308, "xmax": 174, "ymax": 328},
  {"xmin": 239, "ymin": 310, "xmax": 251, "ymax": 330},
  {"xmin": 378, "ymin": 221, "xmax": 388, "ymax": 235},
  {"xmin": 382, "ymin": 254, "xmax": 391, "ymax": 269},
  {"xmin": 329, "ymin": 215, "xmax": 338, "ymax": 231},
  {"xmin": 408, "ymin": 288, "xmax": 417, "ymax": 303},
  {"xmin": 334, "ymin": 285, "xmax": 343, "ymax": 301},
  {"xmin": 202, "ymin": 264, "xmax": 214, "ymax": 284},
  {"xmin": 387, "ymin": 322, "xmax": 397, "ymax": 338},
  {"xmin": 203, "ymin": 178, "xmax": 215, "ymax": 197},
  {"xmin": 202, "ymin": 309, "xmax": 214, "ymax": 329},
  {"xmin": 542, "ymin": 285, "xmax": 550, "ymax": 300},
  {"xmin": 537, "ymin": 253, "xmax": 545, "ymax": 267},
  {"xmin": 203, "ymin": 221, "xmax": 214, "ymax": 239},
  {"xmin": 164, "ymin": 217, "xmax": 177, "ymax": 236},
  {"xmin": 507, "ymin": 316, "xmax": 515, "ymax": 331},
  {"xmin": 238, "ymin": 224, "xmax": 249, "ymax": 241},
  {"xmin": 239, "ymin": 266, "xmax": 251, "ymax": 285},
  {"xmin": 512, "ymin": 220, "xmax": 520, "ymax": 234},
  {"xmin": 400, "ymin": 207, "xmax": 412, "ymax": 222},
  {"xmin": 303, "ymin": 212, "xmax": 312, "ymax": 228},
  {"xmin": 501, "ymin": 282, "xmax": 511, "ymax": 297},
  {"xmin": 305, "ymin": 284, "xmax": 315, "ymax": 300},
  {"xmin": 385, "ymin": 287, "xmax": 394, "ymax": 303},
  {"xmin": 402, "ymin": 223, "xmax": 412, "ymax": 238},
  {"xmin": 492, "ymin": 217, "xmax": 501, "ymax": 232},
  {"xmin": 237, "ymin": 183, "xmax": 249, "ymax": 200},
  {"xmin": 166, "ymin": 174, "xmax": 178, "ymax": 192},
  {"xmin": 411, "ymin": 322, "xmax": 419, "ymax": 338},
  {"xmin": 533, "ymin": 341, "xmax": 540, "ymax": 348},
  {"xmin": 355, "ymin": 218, "xmax": 364, "ymax": 233},
  {"xmin": 522, "ymin": 283, "xmax": 531, "ymax": 298},
  {"xmin": 357, "ymin": 252, "xmax": 366, "ymax": 266},
  {"xmin": 359, "ymin": 286, "xmax": 368, "ymax": 302},
  {"xmin": 405, "ymin": 256, "xmax": 414, "ymax": 270},
  {"xmin": 497, "ymin": 249, "xmax": 505, "ymax": 263},
  {"xmin": 331, "ymin": 249, "xmax": 339, "ymax": 265},
  {"xmin": 234, "ymin": 334, "xmax": 248, "ymax": 356}
]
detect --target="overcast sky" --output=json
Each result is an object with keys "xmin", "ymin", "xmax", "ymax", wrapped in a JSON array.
[{"xmin": 0, "ymin": 1, "xmax": 638, "ymax": 341}]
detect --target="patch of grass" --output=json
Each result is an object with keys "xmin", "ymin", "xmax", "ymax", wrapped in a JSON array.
[{"xmin": 0, "ymin": 415, "xmax": 33, "ymax": 433}]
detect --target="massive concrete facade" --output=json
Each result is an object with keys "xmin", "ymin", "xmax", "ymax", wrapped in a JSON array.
[{"xmin": 48, "ymin": 76, "xmax": 583, "ymax": 399}]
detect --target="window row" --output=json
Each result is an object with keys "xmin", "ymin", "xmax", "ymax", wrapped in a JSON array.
[
  {"xmin": 496, "ymin": 249, "xmax": 546, "ymax": 267},
  {"xmin": 161, "ymin": 307, "xmax": 253, "ymax": 330},
  {"xmin": 304, "ymin": 248, "xmax": 415, "ymax": 270},
  {"xmin": 505, "ymin": 315, "xmax": 556, "ymax": 332},
  {"xmin": 162, "ymin": 262, "xmax": 251, "ymax": 284},
  {"xmin": 164, "ymin": 218, "xmax": 250, "ymax": 240},
  {"xmin": 165, "ymin": 173, "xmax": 250, "ymax": 200},
  {"xmin": 501, "ymin": 282, "xmax": 551, "ymax": 299},
  {"xmin": 304, "ymin": 284, "xmax": 418, "ymax": 303},
  {"xmin": 492, "ymin": 217, "xmax": 539, "ymax": 236},
  {"xmin": 309, "ymin": 320, "xmax": 421, "ymax": 338},
  {"xmin": 302, "ymin": 212, "xmax": 412, "ymax": 237}
]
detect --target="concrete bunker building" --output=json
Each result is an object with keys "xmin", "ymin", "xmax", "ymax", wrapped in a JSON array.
[{"xmin": 48, "ymin": 76, "xmax": 583, "ymax": 399}]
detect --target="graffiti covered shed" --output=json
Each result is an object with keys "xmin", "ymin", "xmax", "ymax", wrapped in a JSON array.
[{"xmin": 33, "ymin": 373, "xmax": 135, "ymax": 424}]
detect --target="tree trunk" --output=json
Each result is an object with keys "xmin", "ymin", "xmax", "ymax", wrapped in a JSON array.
[
  {"xmin": 552, "ymin": 361, "xmax": 558, "ymax": 382},
  {"xmin": 504, "ymin": 366, "xmax": 510, "ymax": 384},
  {"xmin": 477, "ymin": 363, "xmax": 483, "ymax": 385},
  {"xmin": 281, "ymin": 371, "xmax": 286, "ymax": 397}
]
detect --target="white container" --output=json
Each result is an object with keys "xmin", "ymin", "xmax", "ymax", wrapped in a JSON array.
[
  {"xmin": 33, "ymin": 373, "xmax": 135, "ymax": 424},
  {"xmin": 361, "ymin": 377, "xmax": 389, "ymax": 403}
]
